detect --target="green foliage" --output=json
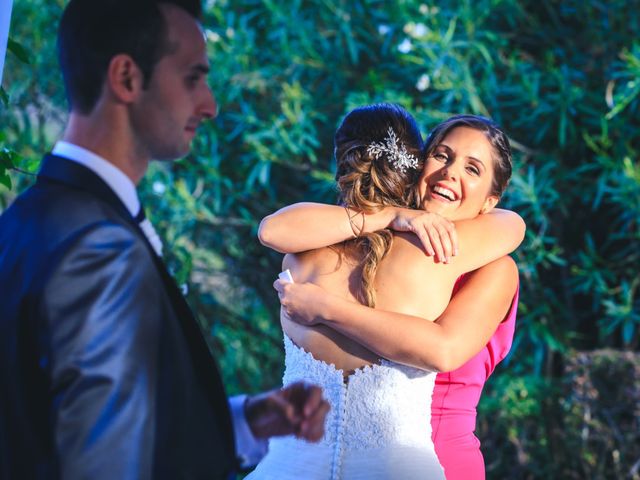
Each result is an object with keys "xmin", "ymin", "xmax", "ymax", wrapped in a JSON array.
[
  {"xmin": 0, "ymin": 146, "xmax": 19, "ymax": 190},
  {"xmin": 1, "ymin": 32, "xmax": 32, "ymax": 203},
  {"xmin": 6, "ymin": 37, "xmax": 32, "ymax": 65},
  {"xmin": 2, "ymin": 1, "xmax": 639, "ymax": 477},
  {"xmin": 0, "ymin": 86, "xmax": 8, "ymax": 107},
  {"xmin": 561, "ymin": 350, "xmax": 640, "ymax": 479},
  {"xmin": 479, "ymin": 350, "xmax": 640, "ymax": 479}
]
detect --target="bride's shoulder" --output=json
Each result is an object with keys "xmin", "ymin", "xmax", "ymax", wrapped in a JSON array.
[{"xmin": 282, "ymin": 246, "xmax": 344, "ymax": 281}]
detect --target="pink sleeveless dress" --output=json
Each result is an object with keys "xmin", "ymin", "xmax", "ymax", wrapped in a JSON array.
[{"xmin": 431, "ymin": 274, "xmax": 519, "ymax": 480}]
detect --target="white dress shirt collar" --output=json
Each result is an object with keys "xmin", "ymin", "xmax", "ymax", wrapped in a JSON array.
[{"xmin": 52, "ymin": 141, "xmax": 140, "ymax": 217}]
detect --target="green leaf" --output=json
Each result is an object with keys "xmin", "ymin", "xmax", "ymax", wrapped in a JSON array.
[
  {"xmin": 622, "ymin": 320, "xmax": 636, "ymax": 345},
  {"xmin": 7, "ymin": 38, "xmax": 32, "ymax": 65},
  {"xmin": 0, "ymin": 148, "xmax": 20, "ymax": 169},
  {"xmin": 605, "ymin": 80, "xmax": 640, "ymax": 120},
  {"xmin": 0, "ymin": 172, "xmax": 12, "ymax": 190},
  {"xmin": 0, "ymin": 86, "xmax": 8, "ymax": 108}
]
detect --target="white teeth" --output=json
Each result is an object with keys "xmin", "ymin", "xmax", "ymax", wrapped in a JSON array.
[{"xmin": 433, "ymin": 185, "xmax": 456, "ymax": 201}]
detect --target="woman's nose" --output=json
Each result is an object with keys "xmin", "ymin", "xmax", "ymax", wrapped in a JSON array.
[{"xmin": 441, "ymin": 165, "xmax": 457, "ymax": 181}]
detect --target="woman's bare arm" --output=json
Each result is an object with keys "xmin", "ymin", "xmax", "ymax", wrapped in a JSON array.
[
  {"xmin": 259, "ymin": 203, "xmax": 453, "ymax": 254},
  {"xmin": 441, "ymin": 212, "xmax": 525, "ymax": 272},
  {"xmin": 259, "ymin": 202, "xmax": 524, "ymax": 262},
  {"xmin": 275, "ymin": 256, "xmax": 519, "ymax": 372},
  {"xmin": 258, "ymin": 203, "xmax": 393, "ymax": 253}
]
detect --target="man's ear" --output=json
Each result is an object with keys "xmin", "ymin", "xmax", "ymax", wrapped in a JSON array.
[
  {"xmin": 106, "ymin": 54, "xmax": 144, "ymax": 104},
  {"xmin": 480, "ymin": 195, "xmax": 499, "ymax": 214}
]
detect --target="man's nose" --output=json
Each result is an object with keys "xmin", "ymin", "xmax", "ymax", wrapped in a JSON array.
[{"xmin": 199, "ymin": 87, "xmax": 218, "ymax": 120}]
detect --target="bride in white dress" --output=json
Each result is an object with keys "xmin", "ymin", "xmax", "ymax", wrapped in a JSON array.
[{"xmin": 248, "ymin": 104, "xmax": 522, "ymax": 479}]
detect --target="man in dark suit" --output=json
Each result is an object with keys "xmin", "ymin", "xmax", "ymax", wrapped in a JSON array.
[{"xmin": 0, "ymin": 1, "xmax": 329, "ymax": 478}]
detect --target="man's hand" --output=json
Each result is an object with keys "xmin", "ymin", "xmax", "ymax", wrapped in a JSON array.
[
  {"xmin": 389, "ymin": 208, "xmax": 458, "ymax": 263},
  {"xmin": 244, "ymin": 382, "xmax": 330, "ymax": 442},
  {"xmin": 273, "ymin": 280, "xmax": 332, "ymax": 326}
]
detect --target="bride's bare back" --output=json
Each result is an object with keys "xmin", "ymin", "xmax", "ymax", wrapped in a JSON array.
[{"xmin": 281, "ymin": 232, "xmax": 464, "ymax": 376}]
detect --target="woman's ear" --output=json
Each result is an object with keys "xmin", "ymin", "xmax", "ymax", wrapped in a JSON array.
[
  {"xmin": 480, "ymin": 195, "xmax": 499, "ymax": 214},
  {"xmin": 106, "ymin": 54, "xmax": 144, "ymax": 104}
]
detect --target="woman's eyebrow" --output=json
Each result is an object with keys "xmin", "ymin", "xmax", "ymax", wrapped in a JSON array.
[
  {"xmin": 438, "ymin": 144, "xmax": 487, "ymax": 169},
  {"xmin": 435, "ymin": 144, "xmax": 453, "ymax": 152},
  {"xmin": 468, "ymin": 156, "xmax": 486, "ymax": 168}
]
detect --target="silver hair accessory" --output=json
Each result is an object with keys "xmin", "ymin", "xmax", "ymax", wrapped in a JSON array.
[{"xmin": 367, "ymin": 126, "xmax": 419, "ymax": 173}]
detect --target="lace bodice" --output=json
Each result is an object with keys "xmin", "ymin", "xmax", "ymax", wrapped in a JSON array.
[
  {"xmin": 283, "ymin": 335, "xmax": 436, "ymax": 450},
  {"xmin": 247, "ymin": 336, "xmax": 445, "ymax": 480},
  {"xmin": 284, "ymin": 335, "xmax": 439, "ymax": 478}
]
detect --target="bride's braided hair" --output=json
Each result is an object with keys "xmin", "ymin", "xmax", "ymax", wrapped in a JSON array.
[{"xmin": 334, "ymin": 103, "xmax": 424, "ymax": 307}]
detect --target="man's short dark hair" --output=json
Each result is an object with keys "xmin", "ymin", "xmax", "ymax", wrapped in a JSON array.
[{"xmin": 57, "ymin": 0, "xmax": 202, "ymax": 114}]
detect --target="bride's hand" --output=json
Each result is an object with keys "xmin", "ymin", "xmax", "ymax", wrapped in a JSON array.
[
  {"xmin": 273, "ymin": 280, "xmax": 331, "ymax": 326},
  {"xmin": 389, "ymin": 208, "xmax": 458, "ymax": 263}
]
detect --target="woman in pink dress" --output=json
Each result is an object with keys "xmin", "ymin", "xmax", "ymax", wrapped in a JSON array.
[
  {"xmin": 430, "ymin": 273, "xmax": 518, "ymax": 479},
  {"xmin": 261, "ymin": 113, "xmax": 521, "ymax": 479}
]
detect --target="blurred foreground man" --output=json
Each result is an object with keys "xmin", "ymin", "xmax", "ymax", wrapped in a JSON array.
[{"xmin": 0, "ymin": 1, "xmax": 328, "ymax": 478}]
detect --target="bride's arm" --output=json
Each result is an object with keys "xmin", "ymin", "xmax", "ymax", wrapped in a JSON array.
[
  {"xmin": 258, "ymin": 203, "xmax": 396, "ymax": 253},
  {"xmin": 275, "ymin": 256, "xmax": 519, "ymax": 372},
  {"xmin": 259, "ymin": 203, "xmax": 450, "ymax": 254},
  {"xmin": 259, "ymin": 202, "xmax": 525, "ymax": 264}
]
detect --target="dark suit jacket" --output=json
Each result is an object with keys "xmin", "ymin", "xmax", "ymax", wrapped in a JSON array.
[{"xmin": 0, "ymin": 154, "xmax": 237, "ymax": 479}]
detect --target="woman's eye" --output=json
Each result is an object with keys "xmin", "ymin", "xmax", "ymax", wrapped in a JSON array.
[
  {"xmin": 467, "ymin": 165, "xmax": 480, "ymax": 175},
  {"xmin": 433, "ymin": 153, "xmax": 448, "ymax": 162}
]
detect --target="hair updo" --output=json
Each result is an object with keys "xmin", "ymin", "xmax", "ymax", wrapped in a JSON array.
[
  {"xmin": 335, "ymin": 103, "xmax": 424, "ymax": 212},
  {"xmin": 334, "ymin": 103, "xmax": 424, "ymax": 307}
]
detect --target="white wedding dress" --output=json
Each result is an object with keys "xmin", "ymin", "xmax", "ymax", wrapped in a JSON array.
[{"xmin": 246, "ymin": 335, "xmax": 446, "ymax": 480}]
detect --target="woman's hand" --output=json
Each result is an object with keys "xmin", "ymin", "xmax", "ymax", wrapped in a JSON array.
[
  {"xmin": 389, "ymin": 208, "xmax": 458, "ymax": 263},
  {"xmin": 273, "ymin": 279, "xmax": 333, "ymax": 326}
]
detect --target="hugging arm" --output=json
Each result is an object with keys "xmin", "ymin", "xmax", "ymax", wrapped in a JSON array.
[
  {"xmin": 445, "ymin": 210, "xmax": 525, "ymax": 272},
  {"xmin": 258, "ymin": 202, "xmax": 457, "ymax": 259},
  {"xmin": 275, "ymin": 256, "xmax": 519, "ymax": 372},
  {"xmin": 259, "ymin": 202, "xmax": 525, "ymax": 264}
]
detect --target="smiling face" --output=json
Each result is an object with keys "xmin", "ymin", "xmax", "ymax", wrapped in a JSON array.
[
  {"xmin": 130, "ymin": 4, "xmax": 217, "ymax": 161},
  {"xmin": 417, "ymin": 126, "xmax": 499, "ymax": 221}
]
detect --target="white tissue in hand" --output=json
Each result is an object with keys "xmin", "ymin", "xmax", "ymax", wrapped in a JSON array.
[{"xmin": 278, "ymin": 269, "xmax": 294, "ymax": 283}]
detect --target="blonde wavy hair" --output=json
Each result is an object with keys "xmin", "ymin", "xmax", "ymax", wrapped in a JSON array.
[{"xmin": 334, "ymin": 103, "xmax": 424, "ymax": 307}]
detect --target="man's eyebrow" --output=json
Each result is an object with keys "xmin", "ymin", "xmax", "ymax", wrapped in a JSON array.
[{"xmin": 191, "ymin": 63, "xmax": 210, "ymax": 74}]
